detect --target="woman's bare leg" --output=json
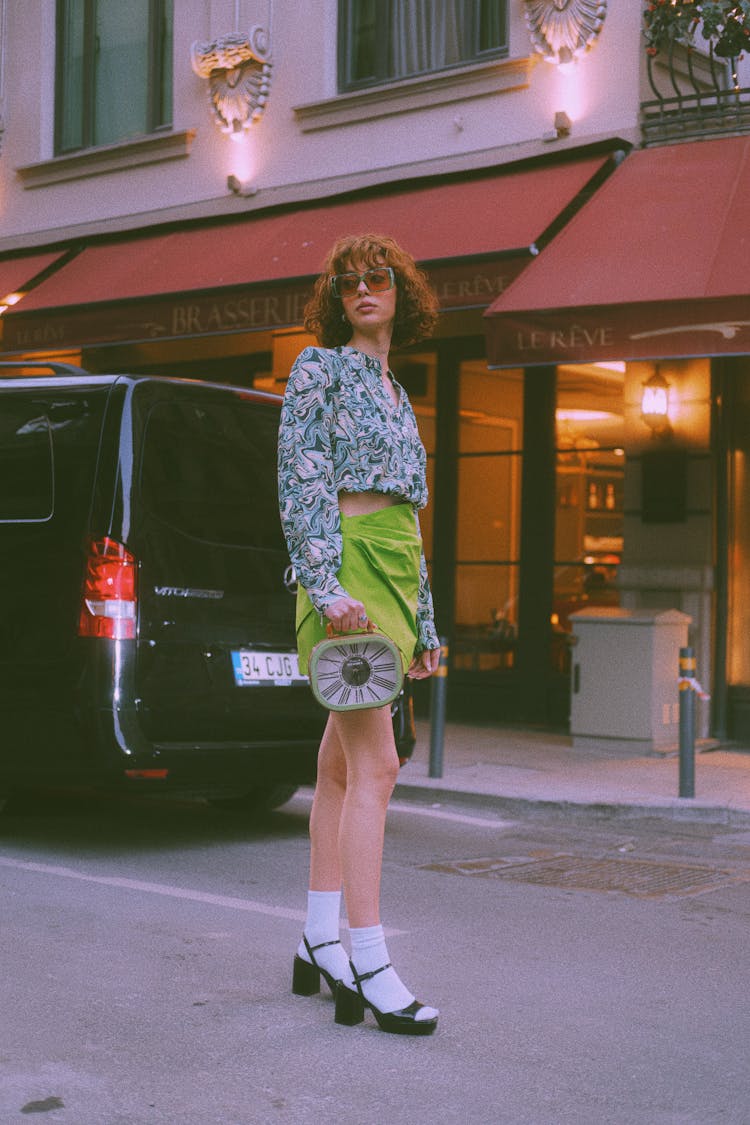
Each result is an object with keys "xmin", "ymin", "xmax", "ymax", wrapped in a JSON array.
[
  {"xmin": 332, "ymin": 705, "xmax": 399, "ymax": 928},
  {"xmin": 328, "ymin": 706, "xmax": 437, "ymax": 1024},
  {"xmin": 293, "ymin": 716, "xmax": 351, "ymax": 989},
  {"xmin": 308, "ymin": 714, "xmax": 348, "ymax": 891},
  {"xmin": 301, "ymin": 704, "xmax": 437, "ymax": 1025}
]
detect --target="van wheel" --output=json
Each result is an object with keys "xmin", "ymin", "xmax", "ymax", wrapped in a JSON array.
[{"xmin": 209, "ymin": 783, "xmax": 298, "ymax": 813}]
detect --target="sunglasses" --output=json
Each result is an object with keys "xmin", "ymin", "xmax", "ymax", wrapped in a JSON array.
[{"xmin": 330, "ymin": 267, "xmax": 396, "ymax": 299}]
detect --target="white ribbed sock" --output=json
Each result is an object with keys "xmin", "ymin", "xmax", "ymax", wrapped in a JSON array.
[
  {"xmin": 349, "ymin": 924, "xmax": 438, "ymax": 1021},
  {"xmin": 298, "ymin": 890, "xmax": 353, "ymax": 987}
]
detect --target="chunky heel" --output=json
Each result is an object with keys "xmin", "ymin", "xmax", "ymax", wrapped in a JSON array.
[
  {"xmin": 292, "ymin": 936, "xmax": 344, "ymax": 998},
  {"xmin": 334, "ymin": 982, "xmax": 365, "ymax": 1026},
  {"xmin": 292, "ymin": 954, "xmax": 320, "ymax": 996}
]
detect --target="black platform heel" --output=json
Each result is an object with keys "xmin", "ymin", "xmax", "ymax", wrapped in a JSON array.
[
  {"xmin": 292, "ymin": 936, "xmax": 343, "ymax": 997},
  {"xmin": 333, "ymin": 980, "xmax": 365, "ymax": 1026},
  {"xmin": 334, "ymin": 961, "xmax": 438, "ymax": 1036}
]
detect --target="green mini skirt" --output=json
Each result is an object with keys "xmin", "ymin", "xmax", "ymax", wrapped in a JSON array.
[{"xmin": 296, "ymin": 503, "xmax": 421, "ymax": 677}]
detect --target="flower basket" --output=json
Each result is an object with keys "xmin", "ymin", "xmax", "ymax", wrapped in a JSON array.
[{"xmin": 643, "ymin": 0, "xmax": 750, "ymax": 58}]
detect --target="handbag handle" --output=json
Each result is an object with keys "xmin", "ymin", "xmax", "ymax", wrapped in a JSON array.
[{"xmin": 325, "ymin": 620, "xmax": 376, "ymax": 639}]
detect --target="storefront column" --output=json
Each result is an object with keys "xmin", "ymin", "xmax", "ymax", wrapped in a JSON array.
[
  {"xmin": 711, "ymin": 358, "xmax": 730, "ymax": 740},
  {"xmin": 430, "ymin": 342, "xmax": 462, "ymax": 644},
  {"xmin": 516, "ymin": 365, "xmax": 557, "ymax": 721}
]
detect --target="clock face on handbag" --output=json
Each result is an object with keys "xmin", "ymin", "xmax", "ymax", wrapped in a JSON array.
[{"xmin": 310, "ymin": 634, "xmax": 403, "ymax": 711}]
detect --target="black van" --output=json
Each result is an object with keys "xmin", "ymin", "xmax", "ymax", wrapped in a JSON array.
[{"xmin": 0, "ymin": 365, "xmax": 415, "ymax": 811}]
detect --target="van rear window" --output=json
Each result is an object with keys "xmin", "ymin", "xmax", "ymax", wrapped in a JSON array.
[
  {"xmin": 139, "ymin": 397, "xmax": 285, "ymax": 548},
  {"xmin": 0, "ymin": 408, "xmax": 54, "ymax": 522}
]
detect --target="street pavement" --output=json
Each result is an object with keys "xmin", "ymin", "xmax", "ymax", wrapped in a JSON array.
[
  {"xmin": 397, "ymin": 719, "xmax": 750, "ymax": 826},
  {"xmin": 3, "ymin": 737, "xmax": 750, "ymax": 1124}
]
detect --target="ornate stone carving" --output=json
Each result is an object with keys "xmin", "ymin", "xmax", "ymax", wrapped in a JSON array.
[
  {"xmin": 523, "ymin": 0, "xmax": 607, "ymax": 66},
  {"xmin": 191, "ymin": 27, "xmax": 272, "ymax": 137}
]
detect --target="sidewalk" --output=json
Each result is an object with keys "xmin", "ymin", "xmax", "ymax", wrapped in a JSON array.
[{"xmin": 394, "ymin": 720, "xmax": 750, "ymax": 826}]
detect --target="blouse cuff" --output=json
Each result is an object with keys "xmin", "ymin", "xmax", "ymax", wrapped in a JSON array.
[
  {"xmin": 417, "ymin": 616, "xmax": 440, "ymax": 652},
  {"xmin": 304, "ymin": 572, "xmax": 349, "ymax": 616}
]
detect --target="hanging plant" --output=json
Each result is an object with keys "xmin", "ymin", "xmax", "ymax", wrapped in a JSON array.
[{"xmin": 643, "ymin": 0, "xmax": 750, "ymax": 58}]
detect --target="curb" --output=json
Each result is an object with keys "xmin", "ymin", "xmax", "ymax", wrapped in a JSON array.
[{"xmin": 393, "ymin": 781, "xmax": 750, "ymax": 828}]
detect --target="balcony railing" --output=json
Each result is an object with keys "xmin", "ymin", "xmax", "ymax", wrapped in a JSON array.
[{"xmin": 641, "ymin": 42, "xmax": 750, "ymax": 144}]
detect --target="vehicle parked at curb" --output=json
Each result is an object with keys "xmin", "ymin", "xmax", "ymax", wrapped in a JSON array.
[{"xmin": 0, "ymin": 364, "xmax": 415, "ymax": 812}]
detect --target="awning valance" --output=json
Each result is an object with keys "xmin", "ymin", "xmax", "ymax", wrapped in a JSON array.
[
  {"xmin": 2, "ymin": 154, "xmax": 610, "ymax": 351},
  {"xmin": 484, "ymin": 135, "xmax": 750, "ymax": 366}
]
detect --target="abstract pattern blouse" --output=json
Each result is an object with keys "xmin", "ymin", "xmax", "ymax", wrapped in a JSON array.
[{"xmin": 278, "ymin": 345, "xmax": 439, "ymax": 653}]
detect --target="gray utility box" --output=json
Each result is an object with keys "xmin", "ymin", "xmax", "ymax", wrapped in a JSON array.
[{"xmin": 569, "ymin": 607, "xmax": 691, "ymax": 756}]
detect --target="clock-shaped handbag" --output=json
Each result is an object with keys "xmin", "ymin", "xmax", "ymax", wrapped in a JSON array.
[{"xmin": 308, "ymin": 623, "xmax": 404, "ymax": 712}]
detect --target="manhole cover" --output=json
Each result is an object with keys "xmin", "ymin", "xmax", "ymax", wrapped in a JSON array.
[{"xmin": 421, "ymin": 855, "xmax": 749, "ymax": 898}]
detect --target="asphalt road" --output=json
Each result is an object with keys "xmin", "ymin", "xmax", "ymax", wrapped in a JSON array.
[{"xmin": 1, "ymin": 787, "xmax": 750, "ymax": 1125}]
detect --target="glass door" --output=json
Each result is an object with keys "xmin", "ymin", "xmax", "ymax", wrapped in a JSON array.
[
  {"xmin": 452, "ymin": 361, "xmax": 523, "ymax": 675},
  {"xmin": 554, "ymin": 363, "xmax": 627, "ymax": 676},
  {"xmin": 727, "ymin": 359, "xmax": 750, "ymax": 737}
]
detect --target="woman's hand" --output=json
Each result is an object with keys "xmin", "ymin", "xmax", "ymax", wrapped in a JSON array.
[
  {"xmin": 407, "ymin": 647, "xmax": 440, "ymax": 680},
  {"xmin": 324, "ymin": 596, "xmax": 369, "ymax": 634}
]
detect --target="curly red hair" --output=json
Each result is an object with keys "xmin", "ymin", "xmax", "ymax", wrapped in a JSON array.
[{"xmin": 304, "ymin": 233, "xmax": 439, "ymax": 349}]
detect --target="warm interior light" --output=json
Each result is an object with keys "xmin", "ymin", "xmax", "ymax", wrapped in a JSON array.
[
  {"xmin": 641, "ymin": 372, "xmax": 671, "ymax": 436},
  {"xmin": 593, "ymin": 361, "xmax": 626, "ymax": 373},
  {"xmin": 556, "ymin": 409, "xmax": 618, "ymax": 423}
]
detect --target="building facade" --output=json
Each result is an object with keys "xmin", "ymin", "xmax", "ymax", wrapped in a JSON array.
[{"xmin": 1, "ymin": 1, "xmax": 749, "ymax": 740}]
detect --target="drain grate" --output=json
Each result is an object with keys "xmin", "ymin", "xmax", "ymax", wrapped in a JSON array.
[{"xmin": 421, "ymin": 855, "xmax": 749, "ymax": 898}]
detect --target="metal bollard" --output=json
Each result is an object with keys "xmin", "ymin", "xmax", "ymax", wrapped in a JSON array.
[
  {"xmin": 428, "ymin": 638, "xmax": 449, "ymax": 779},
  {"xmin": 678, "ymin": 646, "xmax": 696, "ymax": 798}
]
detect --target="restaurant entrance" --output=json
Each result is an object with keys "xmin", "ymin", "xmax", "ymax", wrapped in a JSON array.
[
  {"xmin": 726, "ymin": 358, "xmax": 750, "ymax": 738},
  {"xmin": 404, "ymin": 343, "xmax": 626, "ymax": 728}
]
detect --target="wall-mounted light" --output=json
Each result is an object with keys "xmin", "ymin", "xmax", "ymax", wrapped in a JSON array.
[
  {"xmin": 0, "ymin": 291, "xmax": 23, "ymax": 316},
  {"xmin": 641, "ymin": 371, "xmax": 672, "ymax": 438},
  {"xmin": 227, "ymin": 173, "xmax": 257, "ymax": 197},
  {"xmin": 543, "ymin": 109, "xmax": 573, "ymax": 142}
]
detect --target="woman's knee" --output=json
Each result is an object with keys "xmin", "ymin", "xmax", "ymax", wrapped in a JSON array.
[
  {"xmin": 317, "ymin": 734, "xmax": 348, "ymax": 794},
  {"xmin": 347, "ymin": 747, "xmax": 399, "ymax": 799}
]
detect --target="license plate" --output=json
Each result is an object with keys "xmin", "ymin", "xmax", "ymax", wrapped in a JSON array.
[{"xmin": 231, "ymin": 649, "xmax": 308, "ymax": 687}]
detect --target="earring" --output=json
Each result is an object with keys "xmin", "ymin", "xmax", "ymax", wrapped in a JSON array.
[{"xmin": 341, "ymin": 313, "xmax": 348, "ymax": 323}]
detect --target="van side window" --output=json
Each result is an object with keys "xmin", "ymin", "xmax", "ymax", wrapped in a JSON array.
[
  {"xmin": 139, "ymin": 398, "xmax": 285, "ymax": 548},
  {"xmin": 0, "ymin": 409, "xmax": 54, "ymax": 522}
]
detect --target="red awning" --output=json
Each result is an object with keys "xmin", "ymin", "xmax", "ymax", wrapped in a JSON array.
[
  {"xmin": 2, "ymin": 154, "xmax": 607, "ymax": 346},
  {"xmin": 0, "ymin": 251, "xmax": 65, "ymax": 304},
  {"xmin": 484, "ymin": 135, "xmax": 750, "ymax": 366}
]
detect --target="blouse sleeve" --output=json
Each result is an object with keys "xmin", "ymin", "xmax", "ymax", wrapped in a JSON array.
[{"xmin": 278, "ymin": 347, "xmax": 349, "ymax": 614}]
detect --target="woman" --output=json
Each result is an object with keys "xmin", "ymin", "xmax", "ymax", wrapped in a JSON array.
[{"xmin": 278, "ymin": 233, "xmax": 441, "ymax": 1036}]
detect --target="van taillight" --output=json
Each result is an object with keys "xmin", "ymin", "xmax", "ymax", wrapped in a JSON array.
[{"xmin": 78, "ymin": 537, "xmax": 137, "ymax": 639}]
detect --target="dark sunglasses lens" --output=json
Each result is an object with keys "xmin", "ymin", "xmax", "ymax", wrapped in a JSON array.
[
  {"xmin": 335, "ymin": 274, "xmax": 359, "ymax": 297},
  {"xmin": 365, "ymin": 269, "xmax": 392, "ymax": 292}
]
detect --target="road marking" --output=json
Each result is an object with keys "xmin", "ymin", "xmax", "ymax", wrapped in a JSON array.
[
  {"xmin": 390, "ymin": 802, "xmax": 514, "ymax": 828},
  {"xmin": 293, "ymin": 791, "xmax": 512, "ymax": 829},
  {"xmin": 0, "ymin": 855, "xmax": 306, "ymax": 920},
  {"xmin": 0, "ymin": 856, "xmax": 406, "ymax": 933}
]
